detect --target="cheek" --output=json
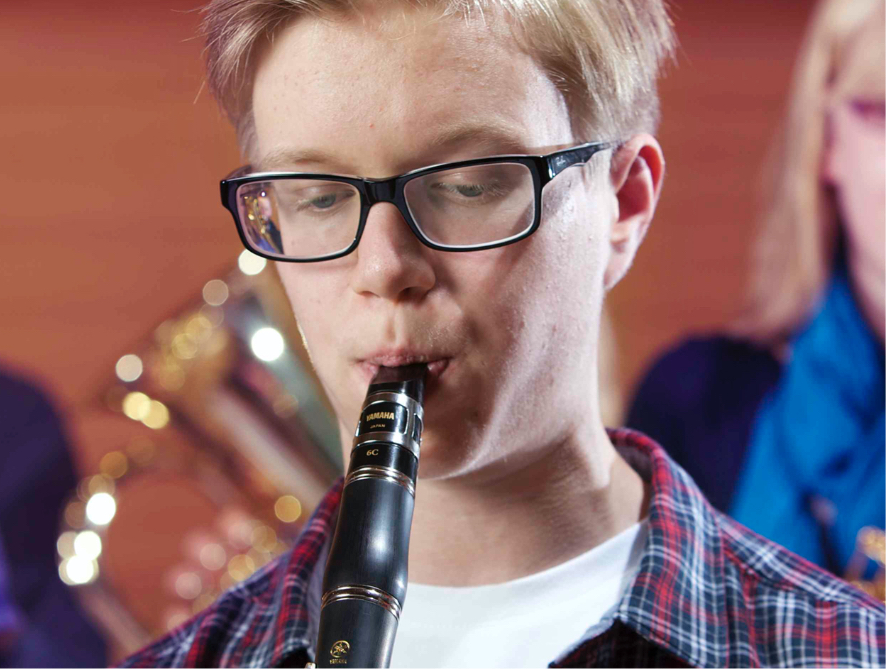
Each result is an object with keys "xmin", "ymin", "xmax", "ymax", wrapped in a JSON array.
[
  {"xmin": 539, "ymin": 169, "xmax": 612, "ymax": 290},
  {"xmin": 832, "ymin": 109, "xmax": 886, "ymax": 253},
  {"xmin": 467, "ymin": 172, "xmax": 607, "ymax": 356},
  {"xmin": 275, "ymin": 264, "xmax": 348, "ymax": 362}
]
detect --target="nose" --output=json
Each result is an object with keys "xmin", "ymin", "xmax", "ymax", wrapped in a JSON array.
[{"xmin": 349, "ymin": 203, "xmax": 436, "ymax": 301}]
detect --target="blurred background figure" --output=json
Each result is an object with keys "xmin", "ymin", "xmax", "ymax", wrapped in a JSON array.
[
  {"xmin": 0, "ymin": 367, "xmax": 107, "ymax": 667},
  {"xmin": 0, "ymin": 535, "xmax": 21, "ymax": 658},
  {"xmin": 629, "ymin": 0, "xmax": 885, "ymax": 588}
]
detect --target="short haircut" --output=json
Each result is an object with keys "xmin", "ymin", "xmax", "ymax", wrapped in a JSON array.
[{"xmin": 201, "ymin": 0, "xmax": 675, "ymax": 157}]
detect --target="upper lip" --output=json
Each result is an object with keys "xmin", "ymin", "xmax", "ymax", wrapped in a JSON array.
[{"xmin": 357, "ymin": 349, "xmax": 449, "ymax": 366}]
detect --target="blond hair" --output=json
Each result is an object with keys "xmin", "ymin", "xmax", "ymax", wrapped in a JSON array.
[
  {"xmin": 735, "ymin": 0, "xmax": 884, "ymax": 345},
  {"xmin": 201, "ymin": 0, "xmax": 675, "ymax": 157}
]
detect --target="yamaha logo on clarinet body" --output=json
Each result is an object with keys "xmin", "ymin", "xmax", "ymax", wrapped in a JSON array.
[
  {"xmin": 356, "ymin": 401, "xmax": 408, "ymax": 436},
  {"xmin": 329, "ymin": 640, "xmax": 350, "ymax": 665},
  {"xmin": 365, "ymin": 411, "xmax": 395, "ymax": 421}
]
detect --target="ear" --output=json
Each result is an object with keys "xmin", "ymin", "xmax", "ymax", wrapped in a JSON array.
[{"xmin": 603, "ymin": 134, "xmax": 665, "ymax": 290}]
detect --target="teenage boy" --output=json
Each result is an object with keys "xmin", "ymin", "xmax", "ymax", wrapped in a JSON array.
[{"xmin": 125, "ymin": 1, "xmax": 884, "ymax": 666}]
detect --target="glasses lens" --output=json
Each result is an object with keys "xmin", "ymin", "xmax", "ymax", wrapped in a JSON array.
[
  {"xmin": 236, "ymin": 179, "xmax": 361, "ymax": 260},
  {"xmin": 403, "ymin": 162, "xmax": 535, "ymax": 248}
]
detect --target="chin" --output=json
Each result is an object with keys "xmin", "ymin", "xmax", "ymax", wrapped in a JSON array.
[{"xmin": 413, "ymin": 430, "xmax": 478, "ymax": 481}]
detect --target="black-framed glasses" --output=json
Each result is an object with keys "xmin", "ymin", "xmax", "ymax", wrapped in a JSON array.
[{"xmin": 219, "ymin": 141, "xmax": 617, "ymax": 263}]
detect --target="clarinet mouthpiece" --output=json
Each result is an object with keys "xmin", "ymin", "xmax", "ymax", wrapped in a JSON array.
[{"xmin": 368, "ymin": 364, "xmax": 427, "ymax": 404}]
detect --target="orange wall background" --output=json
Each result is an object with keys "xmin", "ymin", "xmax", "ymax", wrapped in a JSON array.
[{"xmin": 0, "ymin": 0, "xmax": 814, "ymax": 659}]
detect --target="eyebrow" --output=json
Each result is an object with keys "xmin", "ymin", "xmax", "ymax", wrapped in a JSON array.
[
  {"xmin": 256, "ymin": 147, "xmax": 351, "ymax": 173},
  {"xmin": 426, "ymin": 120, "xmax": 530, "ymax": 155},
  {"xmin": 254, "ymin": 120, "xmax": 531, "ymax": 175}
]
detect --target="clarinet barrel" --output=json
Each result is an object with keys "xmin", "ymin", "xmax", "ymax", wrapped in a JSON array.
[{"xmin": 315, "ymin": 365, "xmax": 426, "ymax": 668}]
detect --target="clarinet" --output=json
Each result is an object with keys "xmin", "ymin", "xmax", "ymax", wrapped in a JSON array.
[{"xmin": 313, "ymin": 364, "xmax": 426, "ymax": 668}]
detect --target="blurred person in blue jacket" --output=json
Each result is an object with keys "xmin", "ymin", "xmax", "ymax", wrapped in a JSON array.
[
  {"xmin": 0, "ymin": 535, "xmax": 19, "ymax": 655},
  {"xmin": 629, "ymin": 0, "xmax": 885, "ymax": 576},
  {"xmin": 0, "ymin": 367, "xmax": 107, "ymax": 667}
]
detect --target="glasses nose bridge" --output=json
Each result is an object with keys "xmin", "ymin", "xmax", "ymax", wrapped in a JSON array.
[
  {"xmin": 363, "ymin": 175, "xmax": 417, "ymax": 236},
  {"xmin": 364, "ymin": 176, "xmax": 399, "ymax": 205},
  {"xmin": 361, "ymin": 175, "xmax": 422, "ymax": 246}
]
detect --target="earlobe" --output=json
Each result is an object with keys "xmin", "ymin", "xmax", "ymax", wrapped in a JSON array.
[{"xmin": 603, "ymin": 135, "xmax": 665, "ymax": 290}]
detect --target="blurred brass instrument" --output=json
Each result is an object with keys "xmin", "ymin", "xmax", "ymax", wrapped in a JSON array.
[
  {"xmin": 57, "ymin": 252, "xmax": 342, "ymax": 662},
  {"xmin": 846, "ymin": 527, "xmax": 885, "ymax": 601}
]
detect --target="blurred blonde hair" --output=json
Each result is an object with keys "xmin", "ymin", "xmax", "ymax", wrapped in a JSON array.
[
  {"xmin": 735, "ymin": 0, "xmax": 884, "ymax": 345},
  {"xmin": 200, "ymin": 0, "xmax": 675, "ymax": 157}
]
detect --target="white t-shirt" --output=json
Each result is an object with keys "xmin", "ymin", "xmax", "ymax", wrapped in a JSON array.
[{"xmin": 390, "ymin": 519, "xmax": 648, "ymax": 668}]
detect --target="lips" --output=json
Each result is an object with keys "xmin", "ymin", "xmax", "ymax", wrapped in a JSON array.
[{"xmin": 356, "ymin": 352, "xmax": 451, "ymax": 382}]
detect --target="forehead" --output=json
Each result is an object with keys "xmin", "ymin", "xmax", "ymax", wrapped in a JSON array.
[
  {"xmin": 835, "ymin": 13, "xmax": 886, "ymax": 100},
  {"xmin": 249, "ymin": 6, "xmax": 572, "ymax": 174}
]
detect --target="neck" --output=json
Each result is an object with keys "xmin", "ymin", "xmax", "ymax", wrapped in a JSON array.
[{"xmin": 405, "ymin": 421, "xmax": 649, "ymax": 586}]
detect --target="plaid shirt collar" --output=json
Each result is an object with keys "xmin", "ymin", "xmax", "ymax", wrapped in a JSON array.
[
  {"xmin": 259, "ymin": 429, "xmax": 745, "ymax": 666},
  {"xmin": 568, "ymin": 428, "xmax": 730, "ymax": 666},
  {"xmin": 257, "ymin": 428, "xmax": 729, "ymax": 667},
  {"xmin": 124, "ymin": 428, "xmax": 883, "ymax": 668}
]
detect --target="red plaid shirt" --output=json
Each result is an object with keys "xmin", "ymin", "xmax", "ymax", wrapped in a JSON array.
[{"xmin": 123, "ymin": 430, "xmax": 885, "ymax": 667}]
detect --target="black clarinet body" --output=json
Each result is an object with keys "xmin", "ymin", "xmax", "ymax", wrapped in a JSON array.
[{"xmin": 314, "ymin": 365, "xmax": 426, "ymax": 668}]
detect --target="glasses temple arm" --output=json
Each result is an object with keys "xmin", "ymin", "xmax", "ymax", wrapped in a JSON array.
[{"xmin": 545, "ymin": 141, "xmax": 619, "ymax": 180}]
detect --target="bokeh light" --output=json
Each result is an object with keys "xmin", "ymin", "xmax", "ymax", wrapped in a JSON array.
[
  {"xmin": 86, "ymin": 474, "xmax": 115, "ymax": 497},
  {"xmin": 174, "ymin": 572, "xmax": 203, "ymax": 600},
  {"xmin": 115, "ymin": 354, "xmax": 144, "ymax": 382},
  {"xmin": 171, "ymin": 333, "xmax": 199, "ymax": 360},
  {"xmin": 227, "ymin": 554, "xmax": 256, "ymax": 582},
  {"xmin": 274, "ymin": 495, "xmax": 302, "ymax": 523},
  {"xmin": 74, "ymin": 530, "xmax": 102, "ymax": 560},
  {"xmin": 60, "ymin": 556, "xmax": 97, "ymax": 585},
  {"xmin": 251, "ymin": 525, "xmax": 277, "ymax": 553},
  {"xmin": 199, "ymin": 543, "xmax": 227, "ymax": 571},
  {"xmin": 85, "ymin": 492, "xmax": 117, "ymax": 526},
  {"xmin": 122, "ymin": 392, "xmax": 151, "ymax": 421},
  {"xmin": 142, "ymin": 400, "xmax": 170, "ymax": 430},
  {"xmin": 251, "ymin": 327, "xmax": 285, "ymax": 362},
  {"xmin": 99, "ymin": 451, "xmax": 129, "ymax": 479},
  {"xmin": 186, "ymin": 314, "xmax": 213, "ymax": 342},
  {"xmin": 200, "ymin": 304, "xmax": 224, "ymax": 328},
  {"xmin": 238, "ymin": 250, "xmax": 267, "ymax": 276},
  {"xmin": 202, "ymin": 279, "xmax": 229, "ymax": 306},
  {"xmin": 57, "ymin": 531, "xmax": 77, "ymax": 559}
]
